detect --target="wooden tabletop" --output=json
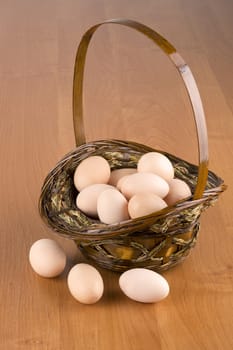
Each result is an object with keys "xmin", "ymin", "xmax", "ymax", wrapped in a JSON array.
[{"xmin": 1, "ymin": 0, "xmax": 233, "ymax": 349}]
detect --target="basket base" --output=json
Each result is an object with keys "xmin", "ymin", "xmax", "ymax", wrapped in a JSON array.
[{"xmin": 76, "ymin": 223, "xmax": 200, "ymax": 272}]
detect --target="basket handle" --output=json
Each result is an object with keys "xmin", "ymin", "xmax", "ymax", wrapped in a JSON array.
[{"xmin": 73, "ymin": 18, "xmax": 209, "ymax": 199}]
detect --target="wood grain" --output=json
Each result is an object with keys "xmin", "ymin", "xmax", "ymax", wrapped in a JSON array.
[{"xmin": 0, "ymin": 0, "xmax": 232, "ymax": 349}]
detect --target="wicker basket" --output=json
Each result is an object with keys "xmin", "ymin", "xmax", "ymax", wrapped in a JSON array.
[{"xmin": 39, "ymin": 19, "xmax": 226, "ymax": 272}]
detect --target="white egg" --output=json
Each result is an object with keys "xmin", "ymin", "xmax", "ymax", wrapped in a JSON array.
[
  {"xmin": 116, "ymin": 175, "xmax": 131, "ymax": 191},
  {"xmin": 108, "ymin": 168, "xmax": 137, "ymax": 186},
  {"xmin": 67, "ymin": 263, "xmax": 104, "ymax": 304},
  {"xmin": 165, "ymin": 178, "xmax": 192, "ymax": 206},
  {"xmin": 29, "ymin": 239, "xmax": 66, "ymax": 278},
  {"xmin": 73, "ymin": 156, "xmax": 111, "ymax": 191},
  {"xmin": 76, "ymin": 184, "xmax": 114, "ymax": 218},
  {"xmin": 137, "ymin": 152, "xmax": 174, "ymax": 181},
  {"xmin": 120, "ymin": 172, "xmax": 169, "ymax": 199},
  {"xmin": 119, "ymin": 268, "xmax": 170, "ymax": 303},
  {"xmin": 128, "ymin": 193, "xmax": 167, "ymax": 219},
  {"xmin": 97, "ymin": 188, "xmax": 129, "ymax": 224}
]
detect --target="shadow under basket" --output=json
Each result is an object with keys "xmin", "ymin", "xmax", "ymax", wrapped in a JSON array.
[{"xmin": 39, "ymin": 19, "xmax": 226, "ymax": 272}]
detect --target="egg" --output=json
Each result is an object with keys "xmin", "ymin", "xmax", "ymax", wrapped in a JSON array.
[
  {"xmin": 128, "ymin": 193, "xmax": 167, "ymax": 219},
  {"xmin": 76, "ymin": 184, "xmax": 114, "ymax": 217},
  {"xmin": 67, "ymin": 263, "xmax": 104, "ymax": 304},
  {"xmin": 119, "ymin": 268, "xmax": 170, "ymax": 303},
  {"xmin": 120, "ymin": 172, "xmax": 169, "ymax": 199},
  {"xmin": 73, "ymin": 156, "xmax": 111, "ymax": 191},
  {"xmin": 29, "ymin": 239, "xmax": 66, "ymax": 278},
  {"xmin": 116, "ymin": 175, "xmax": 131, "ymax": 191},
  {"xmin": 137, "ymin": 152, "xmax": 174, "ymax": 181},
  {"xmin": 165, "ymin": 178, "xmax": 192, "ymax": 206},
  {"xmin": 108, "ymin": 168, "xmax": 137, "ymax": 186},
  {"xmin": 97, "ymin": 188, "xmax": 129, "ymax": 224}
]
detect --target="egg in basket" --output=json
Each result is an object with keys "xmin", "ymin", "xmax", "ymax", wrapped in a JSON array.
[{"xmin": 39, "ymin": 19, "xmax": 226, "ymax": 272}]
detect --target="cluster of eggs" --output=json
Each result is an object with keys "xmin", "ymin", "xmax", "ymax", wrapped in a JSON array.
[
  {"xmin": 74, "ymin": 152, "xmax": 192, "ymax": 224},
  {"xmin": 29, "ymin": 152, "xmax": 192, "ymax": 304},
  {"xmin": 29, "ymin": 238, "xmax": 169, "ymax": 304}
]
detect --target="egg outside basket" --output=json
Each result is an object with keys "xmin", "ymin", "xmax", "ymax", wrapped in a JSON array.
[{"xmin": 39, "ymin": 19, "xmax": 226, "ymax": 272}]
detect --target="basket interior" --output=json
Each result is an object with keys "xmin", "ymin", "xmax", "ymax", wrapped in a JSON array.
[{"xmin": 39, "ymin": 139, "xmax": 224, "ymax": 240}]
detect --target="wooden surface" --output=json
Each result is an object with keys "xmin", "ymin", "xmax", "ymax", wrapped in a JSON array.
[{"xmin": 0, "ymin": 0, "xmax": 233, "ymax": 349}]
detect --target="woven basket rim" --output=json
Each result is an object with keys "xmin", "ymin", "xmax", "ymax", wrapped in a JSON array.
[{"xmin": 39, "ymin": 139, "xmax": 226, "ymax": 240}]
